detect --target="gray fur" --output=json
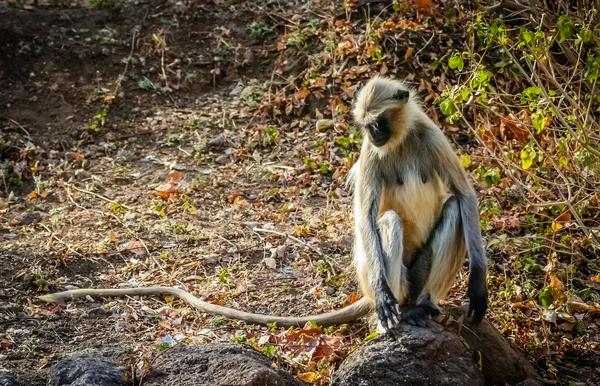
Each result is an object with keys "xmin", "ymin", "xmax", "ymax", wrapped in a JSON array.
[{"xmin": 352, "ymin": 76, "xmax": 488, "ymax": 331}]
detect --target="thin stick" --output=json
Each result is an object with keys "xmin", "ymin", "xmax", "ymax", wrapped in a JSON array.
[
  {"xmin": 3, "ymin": 117, "xmax": 32, "ymax": 142},
  {"xmin": 414, "ymin": 32, "xmax": 436, "ymax": 58},
  {"xmin": 67, "ymin": 184, "xmax": 132, "ymax": 210},
  {"xmin": 39, "ymin": 223, "xmax": 84, "ymax": 257}
]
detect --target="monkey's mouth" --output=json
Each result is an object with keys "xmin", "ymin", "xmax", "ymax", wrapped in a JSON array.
[{"xmin": 367, "ymin": 128, "xmax": 391, "ymax": 147}]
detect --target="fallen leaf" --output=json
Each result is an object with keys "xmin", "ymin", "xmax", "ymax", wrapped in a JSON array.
[
  {"xmin": 343, "ymin": 292, "xmax": 361, "ymax": 307},
  {"xmin": 123, "ymin": 240, "xmax": 145, "ymax": 255},
  {"xmin": 297, "ymin": 372, "xmax": 319, "ymax": 383},
  {"xmin": 169, "ymin": 170, "xmax": 182, "ymax": 182},
  {"xmin": 405, "ymin": 47, "xmax": 414, "ymax": 60},
  {"xmin": 551, "ymin": 221, "xmax": 563, "ymax": 232},
  {"xmin": 555, "ymin": 212, "xmax": 572, "ymax": 222}
]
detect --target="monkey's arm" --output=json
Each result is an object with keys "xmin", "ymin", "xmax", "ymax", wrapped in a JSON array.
[
  {"xmin": 39, "ymin": 287, "xmax": 372, "ymax": 327},
  {"xmin": 456, "ymin": 189, "xmax": 488, "ymax": 324},
  {"xmin": 426, "ymin": 129, "xmax": 488, "ymax": 324},
  {"xmin": 355, "ymin": 157, "xmax": 402, "ymax": 330}
]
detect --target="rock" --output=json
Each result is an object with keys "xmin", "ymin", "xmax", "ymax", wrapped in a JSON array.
[
  {"xmin": 115, "ymin": 149, "xmax": 134, "ymax": 162},
  {"xmin": 442, "ymin": 306, "xmax": 543, "ymax": 386},
  {"xmin": 143, "ymin": 343, "xmax": 304, "ymax": 386},
  {"xmin": 0, "ymin": 371, "xmax": 21, "ymax": 386},
  {"xmin": 315, "ymin": 119, "xmax": 334, "ymax": 131},
  {"xmin": 229, "ymin": 82, "xmax": 244, "ymax": 96},
  {"xmin": 262, "ymin": 257, "xmax": 277, "ymax": 269},
  {"xmin": 338, "ymin": 235, "xmax": 353, "ymax": 251},
  {"xmin": 331, "ymin": 323, "xmax": 484, "ymax": 386},
  {"xmin": 20, "ymin": 211, "xmax": 42, "ymax": 225},
  {"xmin": 48, "ymin": 355, "xmax": 128, "ymax": 386},
  {"xmin": 74, "ymin": 169, "xmax": 91, "ymax": 180},
  {"xmin": 275, "ymin": 245, "xmax": 287, "ymax": 258},
  {"xmin": 208, "ymin": 136, "xmax": 224, "ymax": 147},
  {"xmin": 101, "ymin": 48, "xmax": 110, "ymax": 56}
]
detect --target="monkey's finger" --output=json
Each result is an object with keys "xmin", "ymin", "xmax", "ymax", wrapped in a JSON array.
[
  {"xmin": 415, "ymin": 315, "xmax": 428, "ymax": 328},
  {"xmin": 467, "ymin": 302, "xmax": 474, "ymax": 318}
]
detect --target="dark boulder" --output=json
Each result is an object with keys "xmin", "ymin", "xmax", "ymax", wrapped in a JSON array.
[
  {"xmin": 331, "ymin": 322, "xmax": 485, "ymax": 386},
  {"xmin": 48, "ymin": 355, "xmax": 128, "ymax": 386},
  {"xmin": 0, "ymin": 371, "xmax": 21, "ymax": 386},
  {"xmin": 142, "ymin": 343, "xmax": 304, "ymax": 386}
]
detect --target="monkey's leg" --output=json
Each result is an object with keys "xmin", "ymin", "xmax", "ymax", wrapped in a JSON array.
[
  {"xmin": 377, "ymin": 210, "xmax": 409, "ymax": 303},
  {"xmin": 400, "ymin": 197, "xmax": 465, "ymax": 327},
  {"xmin": 420, "ymin": 196, "xmax": 466, "ymax": 311},
  {"xmin": 375, "ymin": 210, "xmax": 409, "ymax": 332},
  {"xmin": 356, "ymin": 210, "xmax": 408, "ymax": 332}
]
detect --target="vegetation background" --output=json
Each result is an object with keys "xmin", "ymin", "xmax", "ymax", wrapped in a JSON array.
[{"xmin": 0, "ymin": 0, "xmax": 599, "ymax": 385}]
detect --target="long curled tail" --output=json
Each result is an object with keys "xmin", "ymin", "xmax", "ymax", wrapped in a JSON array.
[{"xmin": 39, "ymin": 287, "xmax": 372, "ymax": 328}]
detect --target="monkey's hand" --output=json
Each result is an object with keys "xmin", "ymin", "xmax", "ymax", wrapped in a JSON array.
[
  {"xmin": 400, "ymin": 302, "xmax": 440, "ymax": 327},
  {"xmin": 374, "ymin": 281, "xmax": 401, "ymax": 332},
  {"xmin": 467, "ymin": 268, "xmax": 488, "ymax": 325}
]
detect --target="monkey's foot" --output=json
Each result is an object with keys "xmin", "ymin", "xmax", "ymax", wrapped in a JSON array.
[
  {"xmin": 375, "ymin": 287, "xmax": 402, "ymax": 332},
  {"xmin": 399, "ymin": 303, "xmax": 440, "ymax": 327}
]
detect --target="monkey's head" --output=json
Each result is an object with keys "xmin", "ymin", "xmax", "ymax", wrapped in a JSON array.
[{"xmin": 353, "ymin": 77, "xmax": 415, "ymax": 148}]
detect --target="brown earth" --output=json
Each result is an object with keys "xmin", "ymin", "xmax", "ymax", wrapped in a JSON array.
[{"xmin": 1, "ymin": 1, "xmax": 599, "ymax": 385}]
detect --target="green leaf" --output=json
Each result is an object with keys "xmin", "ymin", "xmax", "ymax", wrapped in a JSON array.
[
  {"xmin": 539, "ymin": 286, "xmax": 553, "ymax": 308},
  {"xmin": 364, "ymin": 331, "xmax": 381, "ymax": 342},
  {"xmin": 521, "ymin": 148, "xmax": 534, "ymax": 170},
  {"xmin": 439, "ymin": 99, "xmax": 457, "ymax": 116},
  {"xmin": 532, "ymin": 111, "xmax": 546, "ymax": 133},
  {"xmin": 460, "ymin": 154, "xmax": 472, "ymax": 168},
  {"xmin": 448, "ymin": 53, "xmax": 464, "ymax": 71}
]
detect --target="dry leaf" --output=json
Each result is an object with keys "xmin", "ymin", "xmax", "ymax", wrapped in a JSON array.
[
  {"xmin": 405, "ymin": 47, "xmax": 414, "ymax": 60},
  {"xmin": 551, "ymin": 221, "xmax": 563, "ymax": 232},
  {"xmin": 343, "ymin": 292, "xmax": 361, "ymax": 307},
  {"xmin": 297, "ymin": 372, "xmax": 319, "ymax": 383},
  {"xmin": 123, "ymin": 240, "xmax": 145, "ymax": 255}
]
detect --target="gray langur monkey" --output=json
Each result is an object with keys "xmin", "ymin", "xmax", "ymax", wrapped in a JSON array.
[
  {"xmin": 39, "ymin": 76, "xmax": 487, "ymax": 332},
  {"xmin": 349, "ymin": 76, "xmax": 488, "ymax": 332}
]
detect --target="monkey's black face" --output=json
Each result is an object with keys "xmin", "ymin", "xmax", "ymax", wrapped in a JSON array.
[{"xmin": 366, "ymin": 117, "xmax": 392, "ymax": 147}]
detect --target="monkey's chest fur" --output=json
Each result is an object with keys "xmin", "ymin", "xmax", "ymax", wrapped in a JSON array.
[{"xmin": 379, "ymin": 168, "xmax": 450, "ymax": 262}]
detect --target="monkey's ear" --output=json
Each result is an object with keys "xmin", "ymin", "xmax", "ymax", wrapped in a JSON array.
[{"xmin": 392, "ymin": 89, "xmax": 410, "ymax": 102}]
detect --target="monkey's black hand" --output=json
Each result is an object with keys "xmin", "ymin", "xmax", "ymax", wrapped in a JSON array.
[
  {"xmin": 467, "ymin": 269, "xmax": 488, "ymax": 325},
  {"xmin": 400, "ymin": 302, "xmax": 440, "ymax": 328},
  {"xmin": 375, "ymin": 282, "xmax": 401, "ymax": 332}
]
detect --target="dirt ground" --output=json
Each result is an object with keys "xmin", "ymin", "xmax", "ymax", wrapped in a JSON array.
[
  {"xmin": 0, "ymin": 1, "xmax": 599, "ymax": 385},
  {"xmin": 0, "ymin": 1, "xmax": 369, "ymax": 384}
]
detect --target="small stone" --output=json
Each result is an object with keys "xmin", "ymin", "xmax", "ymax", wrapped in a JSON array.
[
  {"xmin": 101, "ymin": 48, "xmax": 110, "ymax": 56},
  {"xmin": 2, "ymin": 234, "xmax": 16, "ymax": 240},
  {"xmin": 74, "ymin": 169, "xmax": 91, "ymax": 180},
  {"xmin": 214, "ymin": 154, "xmax": 230, "ymax": 164},
  {"xmin": 275, "ymin": 245, "xmax": 287, "ymax": 258},
  {"xmin": 115, "ymin": 322, "xmax": 128, "ymax": 332},
  {"xmin": 262, "ymin": 258, "xmax": 277, "ymax": 269},
  {"xmin": 229, "ymin": 82, "xmax": 244, "ymax": 96},
  {"xmin": 325, "ymin": 286, "xmax": 336, "ymax": 296},
  {"xmin": 20, "ymin": 212, "xmax": 42, "ymax": 225},
  {"xmin": 316, "ymin": 119, "xmax": 334, "ymax": 131},
  {"xmin": 339, "ymin": 235, "xmax": 353, "ymax": 250},
  {"xmin": 208, "ymin": 136, "xmax": 224, "ymax": 147},
  {"xmin": 115, "ymin": 149, "xmax": 134, "ymax": 162},
  {"xmin": 203, "ymin": 254, "xmax": 218, "ymax": 265}
]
